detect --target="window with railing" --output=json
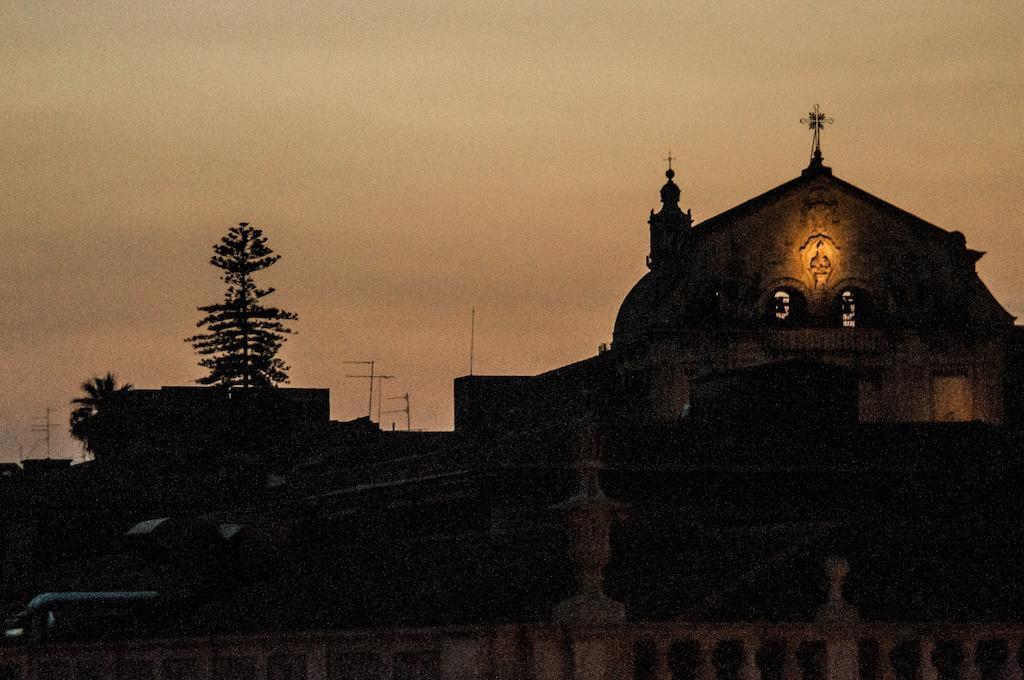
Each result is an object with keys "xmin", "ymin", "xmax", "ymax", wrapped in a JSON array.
[
  {"xmin": 841, "ymin": 290, "xmax": 857, "ymax": 327},
  {"xmin": 768, "ymin": 288, "xmax": 807, "ymax": 326},
  {"xmin": 836, "ymin": 288, "xmax": 874, "ymax": 328}
]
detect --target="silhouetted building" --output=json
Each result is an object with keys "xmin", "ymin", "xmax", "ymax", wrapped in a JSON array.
[
  {"xmin": 2, "ymin": 148, "xmax": 1024, "ymax": 680},
  {"xmin": 457, "ymin": 151, "xmax": 1017, "ymax": 431},
  {"xmin": 19, "ymin": 459, "xmax": 72, "ymax": 476},
  {"xmin": 112, "ymin": 386, "xmax": 331, "ymax": 466}
]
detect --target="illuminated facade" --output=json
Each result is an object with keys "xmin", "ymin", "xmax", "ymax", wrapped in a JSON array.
[{"xmin": 612, "ymin": 150, "xmax": 1014, "ymax": 425}]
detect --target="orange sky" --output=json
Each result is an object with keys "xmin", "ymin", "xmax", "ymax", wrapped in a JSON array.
[{"xmin": 2, "ymin": 2, "xmax": 1023, "ymax": 461}]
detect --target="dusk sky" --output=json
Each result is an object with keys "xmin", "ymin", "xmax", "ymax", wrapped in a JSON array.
[{"xmin": 2, "ymin": 1, "xmax": 1023, "ymax": 461}]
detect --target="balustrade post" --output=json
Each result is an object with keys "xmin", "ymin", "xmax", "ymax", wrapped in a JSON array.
[
  {"xmin": 817, "ymin": 557, "xmax": 860, "ymax": 680},
  {"xmin": 878, "ymin": 640, "xmax": 896, "ymax": 680},
  {"xmin": 552, "ymin": 431, "xmax": 626, "ymax": 625},
  {"xmin": 739, "ymin": 638, "xmax": 761, "ymax": 680},
  {"xmin": 530, "ymin": 632, "xmax": 566, "ymax": 680},
  {"xmin": 823, "ymin": 636, "xmax": 860, "ymax": 680},
  {"xmin": 253, "ymin": 651, "xmax": 268, "ymax": 680},
  {"xmin": 781, "ymin": 638, "xmax": 802, "ymax": 680},
  {"xmin": 378, "ymin": 650, "xmax": 394, "ymax": 680},
  {"xmin": 441, "ymin": 636, "xmax": 487, "ymax": 680},
  {"xmin": 1003, "ymin": 640, "xmax": 1023, "ymax": 680},
  {"xmin": 696, "ymin": 637, "xmax": 718, "ymax": 680},
  {"xmin": 919, "ymin": 640, "xmax": 939, "ymax": 680},
  {"xmin": 491, "ymin": 629, "xmax": 521, "ymax": 680},
  {"xmin": 654, "ymin": 639, "xmax": 671, "ymax": 680},
  {"xmin": 196, "ymin": 648, "xmax": 214, "ymax": 680},
  {"xmin": 603, "ymin": 635, "xmax": 634, "ymax": 680},
  {"xmin": 962, "ymin": 639, "xmax": 982, "ymax": 680},
  {"xmin": 571, "ymin": 634, "xmax": 611, "ymax": 680}
]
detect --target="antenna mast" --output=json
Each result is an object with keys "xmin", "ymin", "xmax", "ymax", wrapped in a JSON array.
[
  {"xmin": 373, "ymin": 374, "xmax": 396, "ymax": 422},
  {"xmin": 31, "ymin": 408, "xmax": 57, "ymax": 459},
  {"xmin": 469, "ymin": 308, "xmax": 475, "ymax": 376},
  {"xmin": 344, "ymin": 360, "xmax": 376, "ymax": 420},
  {"xmin": 385, "ymin": 393, "xmax": 411, "ymax": 431}
]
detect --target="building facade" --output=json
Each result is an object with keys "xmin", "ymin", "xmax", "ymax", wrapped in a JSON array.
[
  {"xmin": 2, "ymin": 147, "xmax": 1024, "ymax": 680},
  {"xmin": 458, "ymin": 150, "xmax": 1017, "ymax": 430}
]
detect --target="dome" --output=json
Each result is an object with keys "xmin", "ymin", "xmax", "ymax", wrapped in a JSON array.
[{"xmin": 613, "ymin": 272, "xmax": 662, "ymax": 342}]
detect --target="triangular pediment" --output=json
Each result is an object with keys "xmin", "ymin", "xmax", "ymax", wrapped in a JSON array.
[
  {"xmin": 693, "ymin": 170, "xmax": 950, "ymax": 242},
  {"xmin": 615, "ymin": 166, "xmax": 1013, "ymax": 338}
]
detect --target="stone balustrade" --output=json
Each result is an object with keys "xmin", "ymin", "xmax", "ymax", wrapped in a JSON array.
[
  {"xmin": 762, "ymin": 328, "xmax": 888, "ymax": 353},
  {"xmin": 1, "ymin": 621, "xmax": 1024, "ymax": 680},
  {"xmin": 628, "ymin": 623, "xmax": 1024, "ymax": 680}
]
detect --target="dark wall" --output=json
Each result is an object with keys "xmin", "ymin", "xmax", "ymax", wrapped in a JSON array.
[
  {"xmin": 454, "ymin": 353, "xmax": 619, "ymax": 434},
  {"xmin": 1003, "ymin": 326, "xmax": 1024, "ymax": 429},
  {"xmin": 690, "ymin": 360, "xmax": 859, "ymax": 432},
  {"xmin": 118, "ymin": 387, "xmax": 331, "ymax": 466},
  {"xmin": 454, "ymin": 376, "xmax": 539, "ymax": 432}
]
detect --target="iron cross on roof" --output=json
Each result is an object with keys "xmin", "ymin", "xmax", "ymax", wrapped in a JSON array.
[
  {"xmin": 662, "ymin": 151, "xmax": 677, "ymax": 180},
  {"xmin": 801, "ymin": 104, "xmax": 834, "ymax": 158}
]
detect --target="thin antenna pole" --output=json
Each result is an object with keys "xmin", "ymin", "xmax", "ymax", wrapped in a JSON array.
[
  {"xmin": 470, "ymin": 308, "xmax": 475, "ymax": 376},
  {"xmin": 368, "ymin": 361, "xmax": 374, "ymax": 419},
  {"xmin": 385, "ymin": 393, "xmax": 411, "ymax": 431},
  {"xmin": 32, "ymin": 408, "xmax": 56, "ymax": 459},
  {"xmin": 374, "ymin": 375, "xmax": 395, "ymax": 422},
  {"xmin": 344, "ymin": 360, "xmax": 377, "ymax": 420}
]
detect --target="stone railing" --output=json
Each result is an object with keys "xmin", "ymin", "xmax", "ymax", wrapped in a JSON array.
[
  {"xmin": 0, "ymin": 626, "xmax": 458, "ymax": 680},
  {"xmin": 2, "ymin": 620, "xmax": 1024, "ymax": 680},
  {"xmin": 625, "ymin": 622, "xmax": 1024, "ymax": 680},
  {"xmin": 762, "ymin": 328, "xmax": 888, "ymax": 353}
]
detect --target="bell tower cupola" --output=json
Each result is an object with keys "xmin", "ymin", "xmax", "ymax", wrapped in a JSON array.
[{"xmin": 647, "ymin": 156, "xmax": 692, "ymax": 270}]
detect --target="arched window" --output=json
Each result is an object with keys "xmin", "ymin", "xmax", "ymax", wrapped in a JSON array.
[
  {"xmin": 773, "ymin": 290, "xmax": 792, "ymax": 320},
  {"xmin": 766, "ymin": 288, "xmax": 807, "ymax": 325},
  {"xmin": 835, "ymin": 288, "xmax": 872, "ymax": 328},
  {"xmin": 841, "ymin": 290, "xmax": 857, "ymax": 327}
]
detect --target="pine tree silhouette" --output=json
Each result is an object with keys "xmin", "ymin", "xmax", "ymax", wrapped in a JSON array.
[{"xmin": 187, "ymin": 223, "xmax": 297, "ymax": 388}]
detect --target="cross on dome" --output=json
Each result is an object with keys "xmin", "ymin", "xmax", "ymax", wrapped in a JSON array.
[{"xmin": 663, "ymin": 151, "xmax": 676, "ymax": 179}]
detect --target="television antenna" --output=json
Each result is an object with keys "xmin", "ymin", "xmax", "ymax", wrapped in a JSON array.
[
  {"xmin": 384, "ymin": 393, "xmax": 411, "ymax": 431},
  {"xmin": 343, "ymin": 360, "xmax": 376, "ymax": 420},
  {"xmin": 31, "ymin": 408, "xmax": 58, "ymax": 459},
  {"xmin": 469, "ymin": 308, "xmax": 475, "ymax": 376},
  {"xmin": 372, "ymin": 375, "xmax": 395, "ymax": 422}
]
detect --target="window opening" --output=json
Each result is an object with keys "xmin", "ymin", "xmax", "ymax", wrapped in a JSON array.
[
  {"xmin": 773, "ymin": 291, "xmax": 791, "ymax": 320},
  {"xmin": 841, "ymin": 290, "xmax": 856, "ymax": 328}
]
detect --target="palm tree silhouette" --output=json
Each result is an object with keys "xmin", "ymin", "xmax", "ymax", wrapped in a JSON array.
[{"xmin": 69, "ymin": 373, "xmax": 133, "ymax": 459}]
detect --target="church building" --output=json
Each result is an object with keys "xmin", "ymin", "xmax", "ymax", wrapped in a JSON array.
[
  {"xmin": 457, "ymin": 128, "xmax": 1018, "ymax": 432},
  {"xmin": 3, "ymin": 118, "xmax": 1024, "ymax": 680}
]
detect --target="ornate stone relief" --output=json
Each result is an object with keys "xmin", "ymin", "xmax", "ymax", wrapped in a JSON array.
[
  {"xmin": 802, "ymin": 186, "xmax": 838, "ymax": 233},
  {"xmin": 800, "ymin": 185, "xmax": 841, "ymax": 289},
  {"xmin": 802, "ymin": 236, "xmax": 837, "ymax": 288}
]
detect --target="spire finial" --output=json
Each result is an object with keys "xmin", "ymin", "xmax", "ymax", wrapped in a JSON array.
[
  {"xmin": 800, "ymin": 104, "xmax": 834, "ymax": 161},
  {"xmin": 663, "ymin": 150, "xmax": 676, "ymax": 179}
]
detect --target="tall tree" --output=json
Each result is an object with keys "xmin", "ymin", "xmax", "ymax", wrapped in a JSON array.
[
  {"xmin": 69, "ymin": 373, "xmax": 133, "ymax": 459},
  {"xmin": 187, "ymin": 222, "xmax": 298, "ymax": 388}
]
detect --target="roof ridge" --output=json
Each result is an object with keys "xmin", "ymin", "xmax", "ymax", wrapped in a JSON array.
[{"xmin": 692, "ymin": 172, "xmax": 955, "ymax": 239}]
